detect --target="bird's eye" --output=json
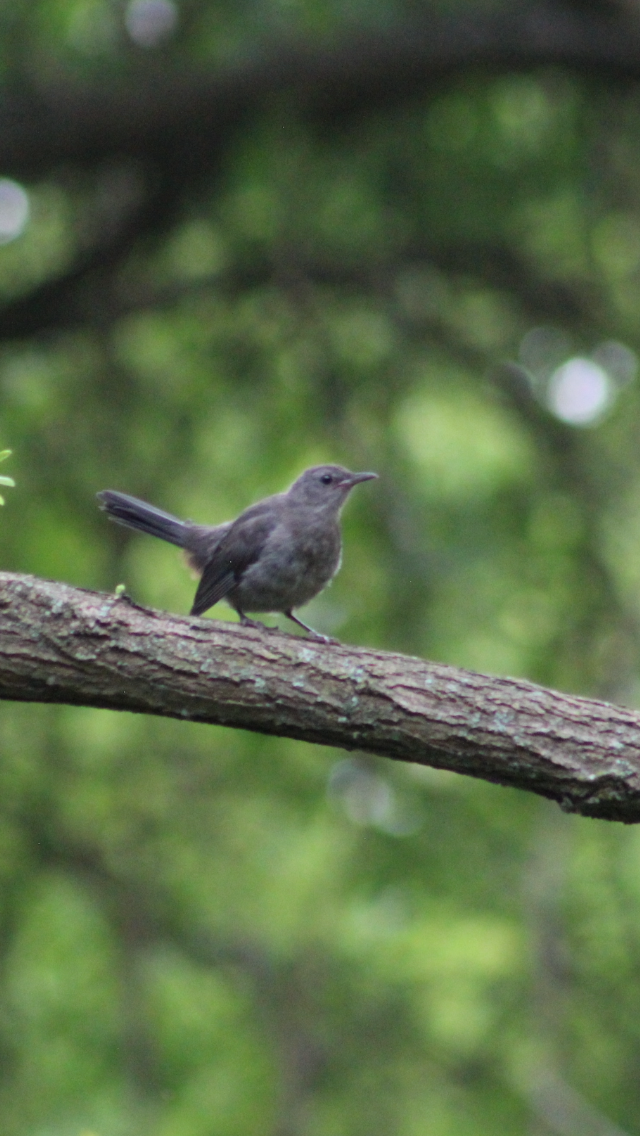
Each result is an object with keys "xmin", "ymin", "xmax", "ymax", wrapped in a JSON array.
[{"xmin": 320, "ymin": 473, "xmax": 333, "ymax": 485}]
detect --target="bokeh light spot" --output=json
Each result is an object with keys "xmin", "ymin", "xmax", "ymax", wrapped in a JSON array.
[
  {"xmin": 328, "ymin": 759, "xmax": 421, "ymax": 836},
  {"xmin": 547, "ymin": 357, "xmax": 612, "ymax": 425},
  {"xmin": 519, "ymin": 325, "xmax": 571, "ymax": 378},
  {"xmin": 0, "ymin": 180, "xmax": 29, "ymax": 244},
  {"xmin": 592, "ymin": 340, "xmax": 638, "ymax": 387},
  {"xmin": 125, "ymin": 0, "xmax": 178, "ymax": 47}
]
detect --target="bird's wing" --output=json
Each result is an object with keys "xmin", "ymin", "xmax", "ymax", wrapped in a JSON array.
[
  {"xmin": 184, "ymin": 521, "xmax": 233, "ymax": 573},
  {"xmin": 189, "ymin": 502, "xmax": 279, "ymax": 616}
]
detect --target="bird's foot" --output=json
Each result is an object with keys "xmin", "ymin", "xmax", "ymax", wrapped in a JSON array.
[
  {"xmin": 284, "ymin": 610, "xmax": 339, "ymax": 644},
  {"xmin": 239, "ymin": 615, "xmax": 275, "ymax": 632},
  {"xmin": 307, "ymin": 630, "xmax": 339, "ymax": 645}
]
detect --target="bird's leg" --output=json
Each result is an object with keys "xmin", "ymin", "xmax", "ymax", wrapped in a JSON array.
[
  {"xmin": 284, "ymin": 610, "xmax": 338, "ymax": 645},
  {"xmin": 238, "ymin": 610, "xmax": 274, "ymax": 632}
]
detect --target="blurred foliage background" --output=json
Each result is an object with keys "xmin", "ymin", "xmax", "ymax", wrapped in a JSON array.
[{"xmin": 4, "ymin": 1, "xmax": 640, "ymax": 1133}]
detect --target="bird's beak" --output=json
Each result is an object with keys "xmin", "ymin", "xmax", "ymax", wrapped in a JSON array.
[{"xmin": 339, "ymin": 471, "xmax": 379, "ymax": 487}]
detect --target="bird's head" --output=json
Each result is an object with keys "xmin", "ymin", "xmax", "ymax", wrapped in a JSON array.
[{"xmin": 288, "ymin": 465, "xmax": 378, "ymax": 511}]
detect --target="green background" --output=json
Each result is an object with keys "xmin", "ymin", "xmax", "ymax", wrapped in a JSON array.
[{"xmin": 1, "ymin": 2, "xmax": 640, "ymax": 1133}]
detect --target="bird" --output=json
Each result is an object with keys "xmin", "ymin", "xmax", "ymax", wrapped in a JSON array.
[{"xmin": 97, "ymin": 464, "xmax": 378, "ymax": 642}]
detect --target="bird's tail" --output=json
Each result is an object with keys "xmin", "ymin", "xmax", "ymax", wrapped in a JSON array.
[{"xmin": 97, "ymin": 490, "xmax": 186, "ymax": 547}]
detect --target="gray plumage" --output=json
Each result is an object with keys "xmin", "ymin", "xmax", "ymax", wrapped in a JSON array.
[{"xmin": 97, "ymin": 464, "xmax": 377, "ymax": 641}]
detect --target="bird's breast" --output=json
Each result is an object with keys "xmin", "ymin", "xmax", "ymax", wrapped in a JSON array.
[{"xmin": 233, "ymin": 518, "xmax": 342, "ymax": 612}]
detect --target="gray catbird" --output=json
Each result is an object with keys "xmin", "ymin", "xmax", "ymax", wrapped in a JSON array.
[{"xmin": 97, "ymin": 465, "xmax": 378, "ymax": 641}]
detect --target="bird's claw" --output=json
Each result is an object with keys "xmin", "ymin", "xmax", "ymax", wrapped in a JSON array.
[
  {"xmin": 308, "ymin": 631, "xmax": 339, "ymax": 645},
  {"xmin": 240, "ymin": 616, "xmax": 273, "ymax": 631}
]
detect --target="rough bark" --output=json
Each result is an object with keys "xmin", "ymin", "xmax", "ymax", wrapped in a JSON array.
[{"xmin": 1, "ymin": 571, "xmax": 640, "ymax": 822}]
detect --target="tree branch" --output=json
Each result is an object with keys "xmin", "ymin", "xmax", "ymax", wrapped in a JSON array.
[
  {"xmin": 0, "ymin": 239, "xmax": 596, "ymax": 343},
  {"xmin": 5, "ymin": 4, "xmax": 640, "ymax": 182},
  {"xmin": 1, "ymin": 570, "xmax": 639, "ymax": 821},
  {"xmin": 0, "ymin": 3, "xmax": 631, "ymax": 343}
]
